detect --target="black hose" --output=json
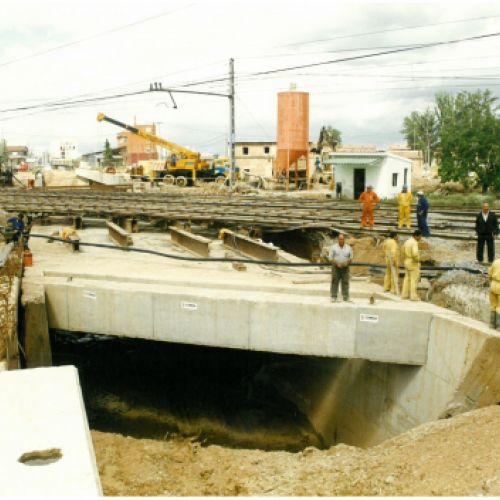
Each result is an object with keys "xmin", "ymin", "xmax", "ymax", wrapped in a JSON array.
[{"xmin": 28, "ymin": 233, "xmax": 487, "ymax": 275}]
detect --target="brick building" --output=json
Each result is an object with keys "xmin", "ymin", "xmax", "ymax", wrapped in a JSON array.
[{"xmin": 117, "ymin": 124, "xmax": 158, "ymax": 165}]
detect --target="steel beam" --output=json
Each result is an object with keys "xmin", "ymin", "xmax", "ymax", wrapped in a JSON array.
[
  {"xmin": 222, "ymin": 229, "xmax": 279, "ymax": 261},
  {"xmin": 106, "ymin": 220, "xmax": 133, "ymax": 247},
  {"xmin": 169, "ymin": 227, "xmax": 211, "ymax": 257}
]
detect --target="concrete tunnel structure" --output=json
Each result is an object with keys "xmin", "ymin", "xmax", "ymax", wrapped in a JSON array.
[{"xmin": 23, "ymin": 265, "xmax": 500, "ymax": 448}]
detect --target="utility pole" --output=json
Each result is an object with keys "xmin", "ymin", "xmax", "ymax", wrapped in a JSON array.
[{"xmin": 229, "ymin": 58, "xmax": 236, "ymax": 186}]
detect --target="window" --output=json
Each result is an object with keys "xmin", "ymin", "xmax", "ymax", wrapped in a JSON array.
[
  {"xmin": 242, "ymin": 146, "xmax": 249, "ymax": 155},
  {"xmin": 404, "ymin": 168, "xmax": 408, "ymax": 185},
  {"xmin": 392, "ymin": 173, "xmax": 398, "ymax": 187},
  {"xmin": 264, "ymin": 146, "xmax": 270, "ymax": 154}
]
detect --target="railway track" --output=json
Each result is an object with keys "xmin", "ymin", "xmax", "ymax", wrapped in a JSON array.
[{"xmin": 0, "ymin": 188, "xmax": 483, "ymax": 240}]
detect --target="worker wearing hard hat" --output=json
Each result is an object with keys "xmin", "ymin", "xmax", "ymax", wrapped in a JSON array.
[
  {"xmin": 359, "ymin": 185, "xmax": 380, "ymax": 229},
  {"xmin": 401, "ymin": 230, "xmax": 422, "ymax": 301},
  {"xmin": 383, "ymin": 231, "xmax": 400, "ymax": 295},
  {"xmin": 488, "ymin": 258, "xmax": 500, "ymax": 330},
  {"xmin": 59, "ymin": 227, "xmax": 78, "ymax": 241},
  {"xmin": 397, "ymin": 186, "xmax": 412, "ymax": 229}
]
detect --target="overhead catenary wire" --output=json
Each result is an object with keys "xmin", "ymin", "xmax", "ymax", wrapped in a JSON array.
[
  {"xmin": 1, "ymin": 30, "xmax": 500, "ymax": 119},
  {"xmin": 0, "ymin": 4, "xmax": 195, "ymax": 71}
]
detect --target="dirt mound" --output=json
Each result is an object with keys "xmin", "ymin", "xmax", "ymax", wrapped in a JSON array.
[{"xmin": 91, "ymin": 405, "xmax": 500, "ymax": 496}]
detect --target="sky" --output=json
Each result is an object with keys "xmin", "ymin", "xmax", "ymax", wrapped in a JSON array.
[{"xmin": 1, "ymin": 0, "xmax": 500, "ymax": 157}]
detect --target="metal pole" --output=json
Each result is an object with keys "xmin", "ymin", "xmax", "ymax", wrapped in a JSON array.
[{"xmin": 229, "ymin": 58, "xmax": 236, "ymax": 186}]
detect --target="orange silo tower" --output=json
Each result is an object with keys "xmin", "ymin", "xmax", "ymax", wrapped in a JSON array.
[{"xmin": 275, "ymin": 85, "xmax": 309, "ymax": 188}]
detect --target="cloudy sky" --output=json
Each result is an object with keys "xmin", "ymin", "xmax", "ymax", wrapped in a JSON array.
[{"xmin": 1, "ymin": 0, "xmax": 500, "ymax": 157}]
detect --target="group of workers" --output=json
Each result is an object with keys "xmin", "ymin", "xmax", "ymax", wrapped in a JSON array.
[
  {"xmin": 331, "ymin": 190, "xmax": 500, "ymax": 326},
  {"xmin": 358, "ymin": 185, "xmax": 431, "ymax": 236},
  {"xmin": 329, "ymin": 229, "xmax": 423, "ymax": 302}
]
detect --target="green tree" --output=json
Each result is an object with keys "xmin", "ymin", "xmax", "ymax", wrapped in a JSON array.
[
  {"xmin": 0, "ymin": 139, "xmax": 8, "ymax": 167},
  {"xmin": 317, "ymin": 125, "xmax": 342, "ymax": 151},
  {"xmin": 103, "ymin": 139, "xmax": 114, "ymax": 166},
  {"xmin": 436, "ymin": 90, "xmax": 500, "ymax": 192},
  {"xmin": 401, "ymin": 108, "xmax": 439, "ymax": 167}
]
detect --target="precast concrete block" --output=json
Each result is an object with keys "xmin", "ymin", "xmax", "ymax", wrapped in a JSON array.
[
  {"xmin": 108, "ymin": 286, "xmax": 154, "ymax": 338},
  {"xmin": 0, "ymin": 366, "xmax": 101, "ymax": 496},
  {"xmin": 67, "ymin": 284, "xmax": 111, "ymax": 335},
  {"xmin": 354, "ymin": 306, "xmax": 431, "ymax": 365},
  {"xmin": 44, "ymin": 282, "xmax": 69, "ymax": 330},
  {"xmin": 249, "ymin": 301, "xmax": 356, "ymax": 358},
  {"xmin": 153, "ymin": 290, "xmax": 251, "ymax": 350}
]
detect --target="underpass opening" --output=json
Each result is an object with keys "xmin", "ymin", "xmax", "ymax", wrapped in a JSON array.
[{"xmin": 50, "ymin": 330, "xmax": 335, "ymax": 452}]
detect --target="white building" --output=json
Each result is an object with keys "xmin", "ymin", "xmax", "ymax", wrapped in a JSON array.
[
  {"xmin": 49, "ymin": 141, "xmax": 81, "ymax": 167},
  {"xmin": 325, "ymin": 152, "xmax": 412, "ymax": 200},
  {"xmin": 235, "ymin": 141, "xmax": 276, "ymax": 178}
]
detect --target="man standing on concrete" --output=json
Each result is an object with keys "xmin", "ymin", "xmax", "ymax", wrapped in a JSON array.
[
  {"xmin": 475, "ymin": 202, "xmax": 498, "ymax": 264},
  {"xmin": 401, "ymin": 230, "xmax": 422, "ymax": 301},
  {"xmin": 329, "ymin": 233, "xmax": 353, "ymax": 302},
  {"xmin": 416, "ymin": 192, "xmax": 430, "ymax": 237},
  {"xmin": 397, "ymin": 185, "xmax": 412, "ymax": 229},
  {"xmin": 488, "ymin": 258, "xmax": 500, "ymax": 329},
  {"xmin": 359, "ymin": 185, "xmax": 380, "ymax": 229},
  {"xmin": 383, "ymin": 231, "xmax": 400, "ymax": 294}
]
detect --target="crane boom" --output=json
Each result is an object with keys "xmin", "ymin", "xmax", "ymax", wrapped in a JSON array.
[{"xmin": 96, "ymin": 113, "xmax": 199, "ymax": 160}]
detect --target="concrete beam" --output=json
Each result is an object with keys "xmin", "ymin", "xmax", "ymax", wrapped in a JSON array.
[
  {"xmin": 0, "ymin": 366, "xmax": 102, "ymax": 496},
  {"xmin": 106, "ymin": 220, "xmax": 133, "ymax": 247},
  {"xmin": 222, "ymin": 229, "xmax": 279, "ymax": 261},
  {"xmin": 170, "ymin": 227, "xmax": 211, "ymax": 257},
  {"xmin": 43, "ymin": 277, "xmax": 431, "ymax": 365}
]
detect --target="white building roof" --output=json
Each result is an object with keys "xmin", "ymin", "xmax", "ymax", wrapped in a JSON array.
[{"xmin": 324, "ymin": 152, "xmax": 412, "ymax": 167}]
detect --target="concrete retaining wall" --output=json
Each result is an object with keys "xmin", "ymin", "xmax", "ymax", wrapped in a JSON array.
[{"xmin": 306, "ymin": 313, "xmax": 500, "ymax": 447}]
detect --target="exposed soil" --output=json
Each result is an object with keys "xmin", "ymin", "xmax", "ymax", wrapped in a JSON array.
[{"xmin": 91, "ymin": 405, "xmax": 500, "ymax": 496}]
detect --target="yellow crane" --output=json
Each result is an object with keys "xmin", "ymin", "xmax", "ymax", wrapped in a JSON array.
[{"xmin": 97, "ymin": 113, "xmax": 228, "ymax": 186}]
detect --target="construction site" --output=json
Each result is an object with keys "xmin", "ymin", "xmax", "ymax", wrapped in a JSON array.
[{"xmin": 1, "ymin": 2, "xmax": 500, "ymax": 497}]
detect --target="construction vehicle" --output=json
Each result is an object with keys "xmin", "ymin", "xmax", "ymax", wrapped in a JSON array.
[{"xmin": 97, "ymin": 113, "xmax": 232, "ymax": 186}]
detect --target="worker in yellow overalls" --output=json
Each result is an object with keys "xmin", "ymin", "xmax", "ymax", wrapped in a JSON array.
[
  {"xmin": 401, "ymin": 230, "xmax": 422, "ymax": 300},
  {"xmin": 397, "ymin": 185, "xmax": 412, "ymax": 229},
  {"xmin": 488, "ymin": 258, "xmax": 500, "ymax": 330},
  {"xmin": 382, "ymin": 231, "xmax": 400, "ymax": 294}
]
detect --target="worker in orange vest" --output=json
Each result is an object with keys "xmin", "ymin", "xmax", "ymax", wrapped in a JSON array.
[{"xmin": 359, "ymin": 185, "xmax": 380, "ymax": 228}]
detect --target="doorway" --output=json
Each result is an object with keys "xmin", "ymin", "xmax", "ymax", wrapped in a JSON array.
[{"xmin": 353, "ymin": 169, "xmax": 366, "ymax": 199}]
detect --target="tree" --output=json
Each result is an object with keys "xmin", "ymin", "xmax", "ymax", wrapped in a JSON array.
[
  {"xmin": 0, "ymin": 139, "xmax": 8, "ymax": 168},
  {"xmin": 317, "ymin": 126, "xmax": 342, "ymax": 151},
  {"xmin": 401, "ymin": 108, "xmax": 439, "ymax": 167},
  {"xmin": 103, "ymin": 139, "xmax": 114, "ymax": 166},
  {"xmin": 436, "ymin": 90, "xmax": 500, "ymax": 192}
]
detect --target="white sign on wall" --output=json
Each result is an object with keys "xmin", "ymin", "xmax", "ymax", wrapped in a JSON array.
[
  {"xmin": 360, "ymin": 313, "xmax": 379, "ymax": 323},
  {"xmin": 181, "ymin": 302, "xmax": 198, "ymax": 311}
]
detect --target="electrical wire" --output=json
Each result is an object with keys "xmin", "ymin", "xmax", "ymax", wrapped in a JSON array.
[
  {"xmin": 275, "ymin": 14, "xmax": 500, "ymax": 49},
  {"xmin": 26, "ymin": 233, "xmax": 486, "ymax": 275},
  {"xmin": 0, "ymin": 3, "xmax": 195, "ymax": 71}
]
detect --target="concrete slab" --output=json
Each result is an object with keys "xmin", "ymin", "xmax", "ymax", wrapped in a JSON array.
[
  {"xmin": 26, "ymin": 225, "xmax": 453, "ymax": 365},
  {"xmin": 43, "ymin": 275, "xmax": 430, "ymax": 365},
  {"xmin": 0, "ymin": 366, "xmax": 102, "ymax": 496}
]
